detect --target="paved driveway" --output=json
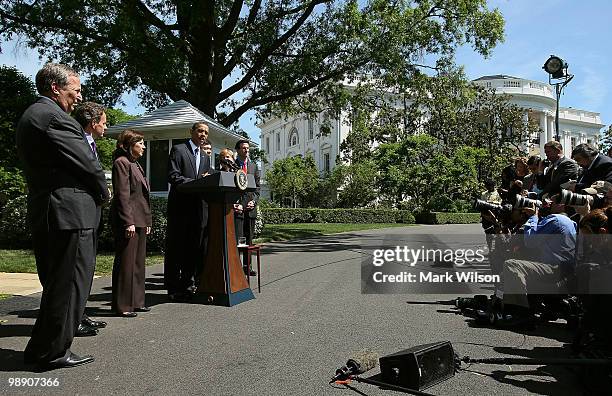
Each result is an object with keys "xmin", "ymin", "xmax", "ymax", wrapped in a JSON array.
[{"xmin": 0, "ymin": 224, "xmax": 582, "ymax": 395}]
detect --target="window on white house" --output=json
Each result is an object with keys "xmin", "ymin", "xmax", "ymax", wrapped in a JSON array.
[
  {"xmin": 308, "ymin": 118, "xmax": 314, "ymax": 140},
  {"xmin": 289, "ymin": 127, "xmax": 299, "ymax": 146},
  {"xmin": 323, "ymin": 153, "xmax": 330, "ymax": 173}
]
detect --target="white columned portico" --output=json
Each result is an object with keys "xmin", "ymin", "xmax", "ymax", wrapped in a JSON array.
[
  {"xmin": 539, "ymin": 113, "xmax": 548, "ymax": 157},
  {"xmin": 563, "ymin": 131, "xmax": 572, "ymax": 154},
  {"xmin": 547, "ymin": 115, "xmax": 556, "ymax": 143}
]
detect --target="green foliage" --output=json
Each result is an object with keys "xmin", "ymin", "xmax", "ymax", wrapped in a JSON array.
[
  {"xmin": 601, "ymin": 125, "xmax": 612, "ymax": 155},
  {"xmin": 0, "ymin": 66, "xmax": 37, "ymax": 207},
  {"xmin": 2, "ymin": 195, "xmax": 168, "ymax": 252},
  {"xmin": 1, "ymin": 1, "xmax": 503, "ymax": 127},
  {"xmin": 334, "ymin": 160, "xmax": 378, "ymax": 208},
  {"xmin": 105, "ymin": 108, "xmax": 139, "ymax": 127},
  {"xmin": 262, "ymin": 208, "xmax": 415, "ymax": 224},
  {"xmin": 266, "ymin": 155, "xmax": 321, "ymax": 207},
  {"xmin": 0, "ymin": 167, "xmax": 27, "ymax": 207},
  {"xmin": 96, "ymin": 137, "xmax": 116, "ymax": 170},
  {"xmin": 0, "ymin": 66, "xmax": 36, "ymax": 168},
  {"xmin": 414, "ymin": 212, "xmax": 481, "ymax": 225},
  {"xmin": 0, "ymin": 195, "xmax": 30, "ymax": 248}
]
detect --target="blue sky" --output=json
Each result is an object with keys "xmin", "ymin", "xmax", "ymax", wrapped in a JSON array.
[{"xmin": 1, "ymin": 0, "xmax": 610, "ymax": 144}]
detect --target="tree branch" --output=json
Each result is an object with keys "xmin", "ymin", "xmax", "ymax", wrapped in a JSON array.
[
  {"xmin": 221, "ymin": 68, "xmax": 346, "ymax": 126},
  {"xmin": 218, "ymin": 0, "xmax": 326, "ymax": 103},
  {"xmin": 0, "ymin": 9, "xmax": 130, "ymax": 53}
]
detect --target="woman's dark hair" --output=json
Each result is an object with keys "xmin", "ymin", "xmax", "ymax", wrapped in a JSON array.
[{"xmin": 114, "ymin": 129, "xmax": 144, "ymax": 160}]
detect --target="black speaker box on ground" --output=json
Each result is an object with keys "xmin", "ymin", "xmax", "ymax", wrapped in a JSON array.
[{"xmin": 379, "ymin": 341, "xmax": 455, "ymax": 390}]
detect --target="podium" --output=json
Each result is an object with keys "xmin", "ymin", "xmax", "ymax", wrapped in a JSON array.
[{"xmin": 178, "ymin": 171, "xmax": 256, "ymax": 306}]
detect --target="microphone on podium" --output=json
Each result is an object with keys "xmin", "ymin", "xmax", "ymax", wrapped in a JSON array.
[{"xmin": 330, "ymin": 349, "xmax": 379, "ymax": 383}]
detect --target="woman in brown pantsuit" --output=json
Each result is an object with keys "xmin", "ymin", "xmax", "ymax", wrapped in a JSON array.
[{"xmin": 111, "ymin": 129, "xmax": 152, "ymax": 317}]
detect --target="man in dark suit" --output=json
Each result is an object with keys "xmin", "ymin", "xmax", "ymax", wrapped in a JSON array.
[
  {"xmin": 234, "ymin": 139, "xmax": 260, "ymax": 247},
  {"xmin": 570, "ymin": 143, "xmax": 612, "ymax": 192},
  {"xmin": 17, "ymin": 63, "xmax": 109, "ymax": 369},
  {"xmin": 165, "ymin": 122, "xmax": 212, "ymax": 301},
  {"xmin": 73, "ymin": 101, "xmax": 110, "ymax": 334},
  {"xmin": 536, "ymin": 140, "xmax": 579, "ymax": 198}
]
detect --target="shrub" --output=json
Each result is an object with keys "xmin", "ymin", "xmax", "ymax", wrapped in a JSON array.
[
  {"xmin": 414, "ymin": 212, "xmax": 481, "ymax": 224},
  {"xmin": 0, "ymin": 195, "xmax": 31, "ymax": 248},
  {"xmin": 262, "ymin": 208, "xmax": 415, "ymax": 224}
]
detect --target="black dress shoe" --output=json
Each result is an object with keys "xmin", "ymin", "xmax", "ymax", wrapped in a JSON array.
[
  {"xmin": 116, "ymin": 311, "xmax": 137, "ymax": 317},
  {"xmin": 75, "ymin": 324, "xmax": 98, "ymax": 337},
  {"xmin": 243, "ymin": 267, "xmax": 257, "ymax": 276},
  {"xmin": 42, "ymin": 353, "xmax": 94, "ymax": 370},
  {"xmin": 134, "ymin": 306, "xmax": 151, "ymax": 312},
  {"xmin": 81, "ymin": 317, "xmax": 107, "ymax": 328}
]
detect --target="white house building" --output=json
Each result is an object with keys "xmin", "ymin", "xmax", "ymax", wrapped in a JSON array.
[
  {"xmin": 258, "ymin": 75, "xmax": 605, "ymax": 196},
  {"xmin": 106, "ymin": 100, "xmax": 253, "ymax": 195}
]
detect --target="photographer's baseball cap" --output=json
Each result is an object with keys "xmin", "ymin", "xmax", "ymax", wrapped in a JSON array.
[{"xmin": 582, "ymin": 181, "xmax": 612, "ymax": 195}]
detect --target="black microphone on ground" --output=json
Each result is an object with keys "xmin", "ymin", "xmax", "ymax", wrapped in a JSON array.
[{"xmin": 330, "ymin": 349, "xmax": 379, "ymax": 383}]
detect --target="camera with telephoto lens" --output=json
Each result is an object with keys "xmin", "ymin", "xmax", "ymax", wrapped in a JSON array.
[
  {"xmin": 473, "ymin": 199, "xmax": 512, "ymax": 215},
  {"xmin": 511, "ymin": 194, "xmax": 542, "ymax": 209},
  {"xmin": 557, "ymin": 189, "xmax": 607, "ymax": 208},
  {"xmin": 556, "ymin": 189, "xmax": 592, "ymax": 207}
]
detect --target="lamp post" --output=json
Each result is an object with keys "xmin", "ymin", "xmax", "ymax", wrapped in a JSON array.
[{"xmin": 542, "ymin": 55, "xmax": 574, "ymax": 142}]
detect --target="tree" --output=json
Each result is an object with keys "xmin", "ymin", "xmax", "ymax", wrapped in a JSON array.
[
  {"xmin": 0, "ymin": 66, "xmax": 36, "ymax": 205},
  {"xmin": 0, "ymin": 0, "xmax": 504, "ymax": 129},
  {"xmin": 265, "ymin": 155, "xmax": 320, "ymax": 207},
  {"xmin": 600, "ymin": 125, "xmax": 612, "ymax": 154},
  {"xmin": 94, "ymin": 108, "xmax": 140, "ymax": 170},
  {"xmin": 334, "ymin": 160, "xmax": 378, "ymax": 208}
]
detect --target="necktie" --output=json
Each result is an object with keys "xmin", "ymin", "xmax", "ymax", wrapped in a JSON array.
[
  {"xmin": 194, "ymin": 147, "xmax": 200, "ymax": 174},
  {"xmin": 242, "ymin": 160, "xmax": 247, "ymax": 173},
  {"xmin": 90, "ymin": 140, "xmax": 98, "ymax": 159}
]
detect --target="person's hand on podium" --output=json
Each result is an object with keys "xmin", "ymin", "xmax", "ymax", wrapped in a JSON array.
[
  {"xmin": 234, "ymin": 203, "xmax": 243, "ymax": 214},
  {"xmin": 246, "ymin": 200, "xmax": 255, "ymax": 210}
]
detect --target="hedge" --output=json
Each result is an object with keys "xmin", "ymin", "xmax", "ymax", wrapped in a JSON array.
[
  {"xmin": 414, "ymin": 212, "xmax": 481, "ymax": 225},
  {"xmin": 0, "ymin": 195, "xmax": 263, "ymax": 252},
  {"xmin": 262, "ymin": 208, "xmax": 416, "ymax": 224}
]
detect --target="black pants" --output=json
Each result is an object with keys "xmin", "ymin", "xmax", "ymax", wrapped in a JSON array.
[
  {"xmin": 164, "ymin": 221, "xmax": 205, "ymax": 294},
  {"xmin": 25, "ymin": 229, "xmax": 95, "ymax": 364},
  {"xmin": 243, "ymin": 215, "xmax": 255, "ymax": 246}
]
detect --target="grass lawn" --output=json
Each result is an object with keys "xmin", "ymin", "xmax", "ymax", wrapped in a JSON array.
[
  {"xmin": 0, "ymin": 223, "xmax": 410, "ymax": 274},
  {"xmin": 0, "ymin": 250, "xmax": 164, "ymax": 276},
  {"xmin": 254, "ymin": 222, "xmax": 411, "ymax": 243}
]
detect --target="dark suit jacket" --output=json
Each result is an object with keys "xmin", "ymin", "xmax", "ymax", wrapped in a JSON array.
[
  {"xmin": 167, "ymin": 140, "xmax": 212, "ymax": 228},
  {"xmin": 110, "ymin": 152, "xmax": 152, "ymax": 229},
  {"xmin": 237, "ymin": 159, "xmax": 260, "ymax": 219},
  {"xmin": 575, "ymin": 154, "xmax": 612, "ymax": 192},
  {"xmin": 536, "ymin": 156, "xmax": 579, "ymax": 198},
  {"xmin": 16, "ymin": 96, "xmax": 109, "ymax": 231}
]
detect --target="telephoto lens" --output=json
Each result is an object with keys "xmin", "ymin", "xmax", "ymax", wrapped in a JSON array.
[
  {"xmin": 473, "ymin": 199, "xmax": 502, "ymax": 213},
  {"xmin": 512, "ymin": 194, "xmax": 542, "ymax": 209},
  {"xmin": 557, "ymin": 189, "xmax": 590, "ymax": 206}
]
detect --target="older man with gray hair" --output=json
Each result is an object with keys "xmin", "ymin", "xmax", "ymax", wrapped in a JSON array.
[
  {"xmin": 17, "ymin": 63, "xmax": 109, "ymax": 370},
  {"xmin": 570, "ymin": 143, "xmax": 612, "ymax": 192}
]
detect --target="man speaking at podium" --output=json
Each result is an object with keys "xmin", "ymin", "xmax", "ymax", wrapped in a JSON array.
[{"xmin": 165, "ymin": 122, "xmax": 212, "ymax": 301}]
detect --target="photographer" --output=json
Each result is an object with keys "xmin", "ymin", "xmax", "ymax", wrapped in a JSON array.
[
  {"xmin": 480, "ymin": 180, "xmax": 502, "ymax": 252},
  {"xmin": 536, "ymin": 141, "xmax": 579, "ymax": 199},
  {"xmin": 496, "ymin": 202, "xmax": 577, "ymax": 326},
  {"xmin": 570, "ymin": 143, "xmax": 612, "ymax": 193},
  {"xmin": 525, "ymin": 155, "xmax": 542, "ymax": 194}
]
